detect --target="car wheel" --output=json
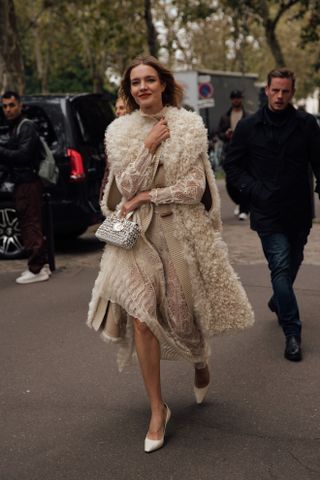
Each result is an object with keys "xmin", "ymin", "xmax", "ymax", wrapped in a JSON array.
[{"xmin": 0, "ymin": 205, "xmax": 25, "ymax": 259}]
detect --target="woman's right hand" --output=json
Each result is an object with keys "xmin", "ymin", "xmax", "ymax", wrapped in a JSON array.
[{"xmin": 144, "ymin": 118, "xmax": 170, "ymax": 154}]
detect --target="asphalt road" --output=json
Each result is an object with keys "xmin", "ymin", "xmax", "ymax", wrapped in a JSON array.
[{"xmin": 1, "ymin": 182, "xmax": 319, "ymax": 480}]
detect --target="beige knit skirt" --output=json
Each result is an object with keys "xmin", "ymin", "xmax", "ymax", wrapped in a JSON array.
[{"xmin": 87, "ymin": 206, "xmax": 209, "ymax": 371}]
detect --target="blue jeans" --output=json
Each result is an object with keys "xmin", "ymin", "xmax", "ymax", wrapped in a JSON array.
[{"xmin": 258, "ymin": 230, "xmax": 309, "ymax": 338}]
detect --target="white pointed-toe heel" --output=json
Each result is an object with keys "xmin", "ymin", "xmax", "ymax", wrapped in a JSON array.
[
  {"xmin": 193, "ymin": 384, "xmax": 209, "ymax": 404},
  {"xmin": 144, "ymin": 403, "xmax": 171, "ymax": 453},
  {"xmin": 194, "ymin": 364, "xmax": 210, "ymax": 404}
]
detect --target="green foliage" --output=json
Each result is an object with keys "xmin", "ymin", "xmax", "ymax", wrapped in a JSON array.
[
  {"xmin": 8, "ymin": 0, "xmax": 320, "ymax": 101},
  {"xmin": 218, "ymin": 0, "xmax": 320, "ymax": 97},
  {"xmin": 14, "ymin": 0, "xmax": 150, "ymax": 93},
  {"xmin": 300, "ymin": 6, "xmax": 320, "ymax": 46},
  {"xmin": 177, "ymin": 0, "xmax": 215, "ymax": 22}
]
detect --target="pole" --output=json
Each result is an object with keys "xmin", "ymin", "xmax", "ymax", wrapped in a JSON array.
[{"xmin": 43, "ymin": 192, "xmax": 55, "ymax": 272}]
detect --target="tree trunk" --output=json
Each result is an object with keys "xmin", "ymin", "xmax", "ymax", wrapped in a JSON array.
[
  {"xmin": 264, "ymin": 19, "xmax": 286, "ymax": 67},
  {"xmin": 0, "ymin": 0, "xmax": 25, "ymax": 93},
  {"xmin": 34, "ymin": 28, "xmax": 50, "ymax": 94},
  {"xmin": 144, "ymin": 0, "xmax": 159, "ymax": 57},
  {"xmin": 92, "ymin": 72, "xmax": 104, "ymax": 93},
  {"xmin": 32, "ymin": 5, "xmax": 52, "ymax": 94}
]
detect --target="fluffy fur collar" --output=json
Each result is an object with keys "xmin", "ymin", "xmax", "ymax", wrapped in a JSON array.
[{"xmin": 103, "ymin": 106, "xmax": 221, "ymax": 229}]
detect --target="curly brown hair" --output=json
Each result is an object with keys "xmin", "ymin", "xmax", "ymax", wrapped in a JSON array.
[{"xmin": 119, "ymin": 56, "xmax": 184, "ymax": 112}]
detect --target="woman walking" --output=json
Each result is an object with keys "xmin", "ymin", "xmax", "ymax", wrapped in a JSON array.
[{"xmin": 87, "ymin": 56, "xmax": 254, "ymax": 453}]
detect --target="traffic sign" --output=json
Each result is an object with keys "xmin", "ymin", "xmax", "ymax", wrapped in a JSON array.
[{"xmin": 198, "ymin": 82, "xmax": 214, "ymax": 99}]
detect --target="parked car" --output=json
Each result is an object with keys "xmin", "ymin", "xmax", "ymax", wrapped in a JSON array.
[{"xmin": 0, "ymin": 93, "xmax": 114, "ymax": 259}]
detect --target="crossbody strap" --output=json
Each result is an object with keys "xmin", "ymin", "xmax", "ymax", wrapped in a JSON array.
[{"xmin": 16, "ymin": 118, "xmax": 33, "ymax": 136}]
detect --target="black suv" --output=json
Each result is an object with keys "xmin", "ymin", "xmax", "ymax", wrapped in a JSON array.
[{"xmin": 0, "ymin": 93, "xmax": 114, "ymax": 258}]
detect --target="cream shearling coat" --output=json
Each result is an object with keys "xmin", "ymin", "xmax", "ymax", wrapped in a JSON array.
[{"xmin": 87, "ymin": 107, "xmax": 254, "ymax": 366}]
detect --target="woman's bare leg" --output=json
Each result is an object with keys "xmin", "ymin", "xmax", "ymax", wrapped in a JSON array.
[{"xmin": 133, "ymin": 318, "xmax": 167, "ymax": 440}]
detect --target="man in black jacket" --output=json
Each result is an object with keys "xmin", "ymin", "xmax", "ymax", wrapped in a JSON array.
[
  {"xmin": 217, "ymin": 89, "xmax": 250, "ymax": 220},
  {"xmin": 224, "ymin": 69, "xmax": 320, "ymax": 362},
  {"xmin": 0, "ymin": 91, "xmax": 50, "ymax": 284}
]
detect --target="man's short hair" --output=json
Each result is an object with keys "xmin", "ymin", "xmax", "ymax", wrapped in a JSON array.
[
  {"xmin": 1, "ymin": 91, "xmax": 21, "ymax": 102},
  {"xmin": 230, "ymin": 89, "xmax": 243, "ymax": 99},
  {"xmin": 267, "ymin": 68, "xmax": 295, "ymax": 89}
]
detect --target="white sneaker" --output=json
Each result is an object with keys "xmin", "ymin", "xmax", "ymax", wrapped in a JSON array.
[
  {"xmin": 41, "ymin": 264, "xmax": 52, "ymax": 276},
  {"xmin": 234, "ymin": 205, "xmax": 240, "ymax": 216},
  {"xmin": 19, "ymin": 269, "xmax": 30, "ymax": 278},
  {"xmin": 16, "ymin": 269, "xmax": 49, "ymax": 284},
  {"xmin": 238, "ymin": 212, "xmax": 248, "ymax": 221},
  {"xmin": 19, "ymin": 264, "xmax": 51, "ymax": 278}
]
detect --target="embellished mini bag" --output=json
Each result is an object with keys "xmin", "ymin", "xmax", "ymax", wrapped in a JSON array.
[{"xmin": 95, "ymin": 211, "xmax": 140, "ymax": 250}]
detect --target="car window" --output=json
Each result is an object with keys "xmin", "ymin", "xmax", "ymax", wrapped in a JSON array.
[
  {"xmin": 22, "ymin": 104, "xmax": 58, "ymax": 148},
  {"xmin": 71, "ymin": 95, "xmax": 114, "ymax": 147}
]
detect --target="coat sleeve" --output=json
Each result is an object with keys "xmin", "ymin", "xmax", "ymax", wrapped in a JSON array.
[
  {"xmin": 223, "ymin": 118, "xmax": 257, "ymax": 198},
  {"xmin": 306, "ymin": 115, "xmax": 320, "ymax": 198},
  {"xmin": 0, "ymin": 122, "xmax": 40, "ymax": 166},
  {"xmin": 105, "ymin": 119, "xmax": 155, "ymax": 200},
  {"xmin": 216, "ymin": 114, "xmax": 230, "ymax": 142},
  {"xmin": 113, "ymin": 145, "xmax": 154, "ymax": 199},
  {"xmin": 150, "ymin": 161, "xmax": 206, "ymax": 205},
  {"xmin": 150, "ymin": 112, "xmax": 207, "ymax": 205},
  {"xmin": 99, "ymin": 153, "xmax": 109, "ymax": 202}
]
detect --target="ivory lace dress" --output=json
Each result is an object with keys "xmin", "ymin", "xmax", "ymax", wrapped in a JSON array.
[{"xmin": 88, "ymin": 143, "xmax": 210, "ymax": 371}]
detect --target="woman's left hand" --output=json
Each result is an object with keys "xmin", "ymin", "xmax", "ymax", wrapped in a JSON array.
[{"xmin": 120, "ymin": 191, "xmax": 151, "ymax": 217}]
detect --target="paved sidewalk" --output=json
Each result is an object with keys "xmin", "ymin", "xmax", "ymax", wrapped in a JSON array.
[
  {"xmin": 219, "ymin": 179, "xmax": 320, "ymax": 266},
  {"xmin": 1, "ymin": 179, "xmax": 319, "ymax": 480}
]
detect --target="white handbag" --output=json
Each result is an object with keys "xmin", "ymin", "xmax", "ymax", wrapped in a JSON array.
[{"xmin": 95, "ymin": 212, "xmax": 140, "ymax": 249}]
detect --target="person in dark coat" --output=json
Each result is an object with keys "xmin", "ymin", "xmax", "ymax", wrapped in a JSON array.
[
  {"xmin": 99, "ymin": 95, "xmax": 127, "ymax": 202},
  {"xmin": 217, "ymin": 89, "xmax": 250, "ymax": 220},
  {"xmin": 0, "ymin": 91, "xmax": 50, "ymax": 284},
  {"xmin": 224, "ymin": 68, "xmax": 320, "ymax": 362}
]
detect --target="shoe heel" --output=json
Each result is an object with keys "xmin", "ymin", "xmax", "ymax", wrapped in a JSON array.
[
  {"xmin": 193, "ymin": 385, "xmax": 209, "ymax": 404},
  {"xmin": 144, "ymin": 404, "xmax": 171, "ymax": 453},
  {"xmin": 194, "ymin": 365, "xmax": 210, "ymax": 404}
]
